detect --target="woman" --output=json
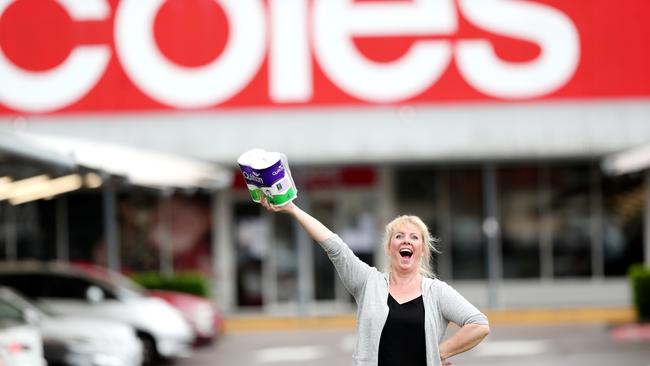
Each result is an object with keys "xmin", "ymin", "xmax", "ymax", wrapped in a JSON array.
[{"xmin": 261, "ymin": 198, "xmax": 489, "ymax": 366}]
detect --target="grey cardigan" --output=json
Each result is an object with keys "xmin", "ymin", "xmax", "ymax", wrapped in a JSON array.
[{"xmin": 320, "ymin": 234, "xmax": 488, "ymax": 366}]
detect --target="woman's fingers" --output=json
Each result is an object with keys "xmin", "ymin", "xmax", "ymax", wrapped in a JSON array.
[
  {"xmin": 260, "ymin": 196, "xmax": 296, "ymax": 214},
  {"xmin": 260, "ymin": 196, "xmax": 271, "ymax": 210},
  {"xmin": 260, "ymin": 196, "xmax": 279, "ymax": 212}
]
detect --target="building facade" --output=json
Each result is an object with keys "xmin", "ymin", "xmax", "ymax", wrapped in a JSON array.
[{"xmin": 1, "ymin": 0, "xmax": 650, "ymax": 313}]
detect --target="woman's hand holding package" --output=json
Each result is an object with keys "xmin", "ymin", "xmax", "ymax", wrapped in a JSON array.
[{"xmin": 260, "ymin": 196, "xmax": 296, "ymax": 214}]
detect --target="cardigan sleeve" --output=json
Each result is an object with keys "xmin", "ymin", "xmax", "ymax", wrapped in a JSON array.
[
  {"xmin": 436, "ymin": 280, "xmax": 489, "ymax": 326},
  {"xmin": 319, "ymin": 234, "xmax": 374, "ymax": 300}
]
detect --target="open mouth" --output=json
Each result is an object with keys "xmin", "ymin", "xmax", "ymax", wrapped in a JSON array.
[{"xmin": 399, "ymin": 248, "xmax": 413, "ymax": 258}]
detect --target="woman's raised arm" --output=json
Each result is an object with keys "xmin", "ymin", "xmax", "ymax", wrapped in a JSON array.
[
  {"xmin": 260, "ymin": 198, "xmax": 333, "ymax": 243},
  {"xmin": 261, "ymin": 197, "xmax": 373, "ymax": 298}
]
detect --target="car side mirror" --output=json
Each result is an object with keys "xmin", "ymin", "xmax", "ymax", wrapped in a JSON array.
[
  {"xmin": 23, "ymin": 308, "xmax": 41, "ymax": 325},
  {"xmin": 86, "ymin": 286, "xmax": 105, "ymax": 304}
]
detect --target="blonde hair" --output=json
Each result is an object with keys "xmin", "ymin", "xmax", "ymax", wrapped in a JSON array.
[{"xmin": 382, "ymin": 215, "xmax": 440, "ymax": 278}]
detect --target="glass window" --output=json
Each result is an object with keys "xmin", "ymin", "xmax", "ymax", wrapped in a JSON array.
[
  {"xmin": 0, "ymin": 203, "xmax": 45, "ymax": 261},
  {"xmin": 602, "ymin": 172, "xmax": 644, "ymax": 276},
  {"xmin": 498, "ymin": 166, "xmax": 541, "ymax": 278},
  {"xmin": 234, "ymin": 202, "xmax": 264, "ymax": 307},
  {"xmin": 549, "ymin": 165, "xmax": 592, "ymax": 277},
  {"xmin": 114, "ymin": 191, "xmax": 160, "ymax": 272},
  {"xmin": 0, "ymin": 300, "xmax": 24, "ymax": 323},
  {"xmin": 396, "ymin": 167, "xmax": 440, "ymax": 277},
  {"xmin": 396, "ymin": 168, "xmax": 437, "ymax": 205},
  {"xmin": 309, "ymin": 195, "xmax": 379, "ymax": 303},
  {"xmin": 68, "ymin": 192, "xmax": 104, "ymax": 262},
  {"xmin": 338, "ymin": 193, "xmax": 377, "ymax": 268},
  {"xmin": 273, "ymin": 213, "xmax": 298, "ymax": 302},
  {"xmin": 112, "ymin": 191, "xmax": 213, "ymax": 274},
  {"xmin": 449, "ymin": 167, "xmax": 486, "ymax": 280}
]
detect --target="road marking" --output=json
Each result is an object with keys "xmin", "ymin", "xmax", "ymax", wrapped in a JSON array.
[
  {"xmin": 255, "ymin": 345, "xmax": 329, "ymax": 363},
  {"xmin": 339, "ymin": 334, "xmax": 356, "ymax": 352},
  {"xmin": 474, "ymin": 340, "xmax": 551, "ymax": 357}
]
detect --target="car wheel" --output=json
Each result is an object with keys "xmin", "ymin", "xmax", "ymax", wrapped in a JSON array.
[{"xmin": 136, "ymin": 332, "xmax": 159, "ymax": 365}]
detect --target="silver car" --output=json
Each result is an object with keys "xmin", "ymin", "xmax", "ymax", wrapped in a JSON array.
[
  {"xmin": 0, "ymin": 262, "xmax": 193, "ymax": 365},
  {"xmin": 0, "ymin": 286, "xmax": 143, "ymax": 366}
]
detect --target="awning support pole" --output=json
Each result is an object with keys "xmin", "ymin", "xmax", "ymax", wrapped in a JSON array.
[
  {"xmin": 102, "ymin": 174, "xmax": 120, "ymax": 271},
  {"xmin": 56, "ymin": 196, "xmax": 69, "ymax": 262},
  {"xmin": 645, "ymin": 171, "xmax": 650, "ymax": 266}
]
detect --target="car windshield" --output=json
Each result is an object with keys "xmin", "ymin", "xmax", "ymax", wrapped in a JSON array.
[
  {"xmin": 0, "ymin": 288, "xmax": 50, "ymax": 317},
  {"xmin": 71, "ymin": 264, "xmax": 145, "ymax": 299},
  {"xmin": 101, "ymin": 272, "xmax": 145, "ymax": 299}
]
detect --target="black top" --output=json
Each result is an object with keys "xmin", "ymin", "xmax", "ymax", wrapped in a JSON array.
[{"xmin": 378, "ymin": 294, "xmax": 427, "ymax": 366}]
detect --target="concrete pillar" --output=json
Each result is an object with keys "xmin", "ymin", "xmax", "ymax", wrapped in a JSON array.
[
  {"xmin": 436, "ymin": 169, "xmax": 453, "ymax": 280},
  {"xmin": 376, "ymin": 165, "xmax": 395, "ymax": 273},
  {"xmin": 590, "ymin": 164, "xmax": 604, "ymax": 278},
  {"xmin": 483, "ymin": 163, "xmax": 502, "ymax": 309},
  {"xmin": 295, "ymin": 190, "xmax": 314, "ymax": 315},
  {"xmin": 539, "ymin": 164, "xmax": 554, "ymax": 280},
  {"xmin": 213, "ymin": 190, "xmax": 236, "ymax": 313},
  {"xmin": 159, "ymin": 192, "xmax": 175, "ymax": 276},
  {"xmin": 262, "ymin": 209, "xmax": 277, "ymax": 310}
]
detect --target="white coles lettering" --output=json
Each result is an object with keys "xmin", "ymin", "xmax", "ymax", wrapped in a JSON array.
[
  {"xmin": 0, "ymin": 0, "xmax": 111, "ymax": 113},
  {"xmin": 455, "ymin": 0, "xmax": 580, "ymax": 99},
  {"xmin": 0, "ymin": 0, "xmax": 581, "ymax": 112},
  {"xmin": 313, "ymin": 0, "xmax": 456, "ymax": 102},
  {"xmin": 114, "ymin": 0, "xmax": 266, "ymax": 108},
  {"xmin": 269, "ymin": 0, "xmax": 311, "ymax": 102}
]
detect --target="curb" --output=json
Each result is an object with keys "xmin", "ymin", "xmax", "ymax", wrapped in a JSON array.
[{"xmin": 223, "ymin": 307, "xmax": 636, "ymax": 333}]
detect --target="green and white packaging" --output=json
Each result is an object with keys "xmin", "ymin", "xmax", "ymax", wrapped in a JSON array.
[{"xmin": 237, "ymin": 149, "xmax": 298, "ymax": 206}]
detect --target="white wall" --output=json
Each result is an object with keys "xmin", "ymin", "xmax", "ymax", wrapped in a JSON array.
[{"xmin": 2, "ymin": 99, "xmax": 650, "ymax": 165}]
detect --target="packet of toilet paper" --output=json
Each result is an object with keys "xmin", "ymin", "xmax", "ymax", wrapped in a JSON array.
[
  {"xmin": 237, "ymin": 149, "xmax": 298, "ymax": 206},
  {"xmin": 237, "ymin": 149, "xmax": 265, "ymax": 203}
]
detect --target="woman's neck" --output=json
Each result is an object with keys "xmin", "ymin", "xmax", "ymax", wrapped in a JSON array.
[
  {"xmin": 389, "ymin": 270, "xmax": 422, "ymax": 288},
  {"xmin": 389, "ymin": 270, "xmax": 422, "ymax": 303}
]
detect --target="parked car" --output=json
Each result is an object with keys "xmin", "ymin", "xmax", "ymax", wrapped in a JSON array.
[
  {"xmin": 0, "ymin": 261, "xmax": 193, "ymax": 365},
  {"xmin": 0, "ymin": 286, "xmax": 143, "ymax": 366},
  {"xmin": 71, "ymin": 263, "xmax": 224, "ymax": 345},
  {"xmin": 0, "ymin": 296, "xmax": 47, "ymax": 366},
  {"xmin": 147, "ymin": 290, "xmax": 223, "ymax": 345}
]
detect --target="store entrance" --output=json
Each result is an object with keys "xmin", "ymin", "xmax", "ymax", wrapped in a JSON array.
[
  {"xmin": 305, "ymin": 190, "xmax": 381, "ymax": 311},
  {"xmin": 232, "ymin": 189, "xmax": 380, "ymax": 312}
]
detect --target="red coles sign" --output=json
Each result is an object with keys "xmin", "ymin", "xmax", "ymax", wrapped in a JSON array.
[{"xmin": 0, "ymin": 0, "xmax": 649, "ymax": 114}]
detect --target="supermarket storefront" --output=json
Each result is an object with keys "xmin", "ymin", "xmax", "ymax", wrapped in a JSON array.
[{"xmin": 1, "ymin": 0, "xmax": 650, "ymax": 313}]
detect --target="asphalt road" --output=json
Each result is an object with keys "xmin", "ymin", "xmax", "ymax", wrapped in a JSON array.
[{"xmin": 179, "ymin": 324, "xmax": 650, "ymax": 366}]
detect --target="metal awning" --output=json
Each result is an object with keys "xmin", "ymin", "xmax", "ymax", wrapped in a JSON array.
[
  {"xmin": 602, "ymin": 143, "xmax": 650, "ymax": 175},
  {"xmin": 0, "ymin": 129, "xmax": 76, "ymax": 169},
  {"xmin": 0, "ymin": 129, "xmax": 232, "ymax": 190}
]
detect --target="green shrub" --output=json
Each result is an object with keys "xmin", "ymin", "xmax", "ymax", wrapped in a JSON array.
[
  {"xmin": 628, "ymin": 264, "xmax": 650, "ymax": 322},
  {"xmin": 130, "ymin": 271, "xmax": 211, "ymax": 298}
]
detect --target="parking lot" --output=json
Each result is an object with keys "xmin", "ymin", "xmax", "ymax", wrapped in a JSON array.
[{"xmin": 179, "ymin": 322, "xmax": 650, "ymax": 366}]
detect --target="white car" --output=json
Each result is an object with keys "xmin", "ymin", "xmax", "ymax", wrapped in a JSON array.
[
  {"xmin": 0, "ymin": 262, "xmax": 193, "ymax": 365},
  {"xmin": 0, "ymin": 286, "xmax": 143, "ymax": 366},
  {"xmin": 0, "ymin": 325, "xmax": 47, "ymax": 366},
  {"xmin": 78, "ymin": 265, "xmax": 222, "ymax": 345},
  {"xmin": 0, "ymin": 299, "xmax": 47, "ymax": 366}
]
